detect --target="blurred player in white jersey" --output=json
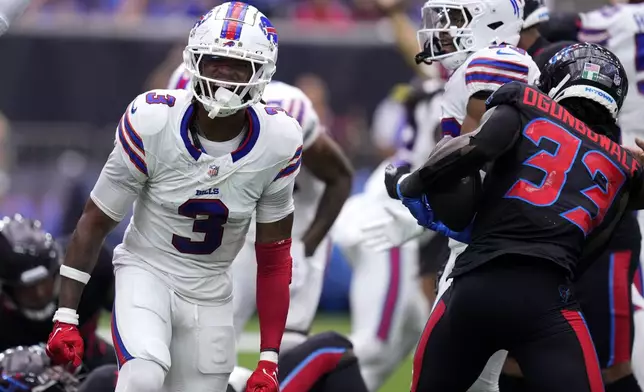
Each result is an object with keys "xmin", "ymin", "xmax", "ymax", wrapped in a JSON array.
[
  {"xmin": 331, "ymin": 78, "xmax": 443, "ymax": 391},
  {"xmin": 168, "ymin": 67, "xmax": 354, "ymax": 354},
  {"xmin": 0, "ymin": 0, "xmax": 30, "ymax": 36},
  {"xmin": 45, "ymin": 3, "xmax": 303, "ymax": 392},
  {"xmin": 413, "ymin": 0, "xmax": 537, "ymax": 390}
]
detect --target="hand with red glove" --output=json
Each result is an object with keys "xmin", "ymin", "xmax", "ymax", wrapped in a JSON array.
[
  {"xmin": 245, "ymin": 359, "xmax": 279, "ymax": 392},
  {"xmin": 45, "ymin": 308, "xmax": 84, "ymax": 369}
]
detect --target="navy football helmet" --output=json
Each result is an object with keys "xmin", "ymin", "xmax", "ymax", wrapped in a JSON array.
[{"xmin": 537, "ymin": 42, "xmax": 628, "ymax": 120}]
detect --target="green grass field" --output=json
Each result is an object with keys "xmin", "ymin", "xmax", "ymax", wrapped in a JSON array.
[{"xmin": 100, "ymin": 312, "xmax": 413, "ymax": 391}]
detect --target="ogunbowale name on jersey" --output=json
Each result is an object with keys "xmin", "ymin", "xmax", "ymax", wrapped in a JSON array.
[{"xmin": 90, "ymin": 89, "xmax": 303, "ymax": 302}]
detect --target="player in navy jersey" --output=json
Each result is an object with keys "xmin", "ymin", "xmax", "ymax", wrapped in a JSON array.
[
  {"xmin": 386, "ymin": 43, "xmax": 643, "ymax": 392},
  {"xmin": 0, "ymin": 215, "xmax": 116, "ymax": 371}
]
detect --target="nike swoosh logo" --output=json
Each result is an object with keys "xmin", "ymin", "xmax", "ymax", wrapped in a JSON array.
[
  {"xmin": 131, "ymin": 105, "xmax": 138, "ymax": 114},
  {"xmin": 51, "ymin": 327, "xmax": 63, "ymax": 339},
  {"xmin": 496, "ymin": 49, "xmax": 515, "ymax": 56},
  {"xmin": 262, "ymin": 369, "xmax": 278, "ymax": 386}
]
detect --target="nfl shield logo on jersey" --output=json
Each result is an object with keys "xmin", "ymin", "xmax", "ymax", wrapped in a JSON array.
[{"xmin": 208, "ymin": 164, "xmax": 219, "ymax": 177}]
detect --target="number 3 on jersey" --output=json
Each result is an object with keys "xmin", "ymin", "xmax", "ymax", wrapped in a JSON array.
[
  {"xmin": 506, "ymin": 119, "xmax": 626, "ymax": 236},
  {"xmin": 172, "ymin": 199, "xmax": 229, "ymax": 254}
]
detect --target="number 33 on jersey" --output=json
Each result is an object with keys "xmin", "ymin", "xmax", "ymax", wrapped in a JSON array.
[
  {"xmin": 90, "ymin": 89, "xmax": 303, "ymax": 282},
  {"xmin": 501, "ymin": 85, "xmax": 641, "ymax": 237}
]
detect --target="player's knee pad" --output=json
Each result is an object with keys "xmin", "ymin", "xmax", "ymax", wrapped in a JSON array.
[
  {"xmin": 197, "ymin": 325, "xmax": 236, "ymax": 374},
  {"xmin": 137, "ymin": 337, "xmax": 172, "ymax": 372},
  {"xmin": 350, "ymin": 335, "xmax": 387, "ymax": 367},
  {"xmin": 116, "ymin": 358, "xmax": 166, "ymax": 392}
]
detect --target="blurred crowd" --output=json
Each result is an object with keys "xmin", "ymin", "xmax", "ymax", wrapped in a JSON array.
[{"xmin": 22, "ymin": 0, "xmax": 424, "ymax": 22}]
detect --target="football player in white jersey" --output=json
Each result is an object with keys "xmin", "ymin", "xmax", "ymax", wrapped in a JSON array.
[
  {"xmin": 44, "ymin": 3, "xmax": 302, "ymax": 392},
  {"xmin": 0, "ymin": 0, "xmax": 30, "ymax": 36},
  {"xmin": 330, "ymin": 78, "xmax": 442, "ymax": 391},
  {"xmin": 168, "ymin": 66, "xmax": 354, "ymax": 354},
  {"xmin": 403, "ymin": 0, "xmax": 537, "ymax": 390}
]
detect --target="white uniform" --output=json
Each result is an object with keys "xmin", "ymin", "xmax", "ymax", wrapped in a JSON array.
[
  {"xmin": 170, "ymin": 69, "xmax": 330, "ymax": 352},
  {"xmin": 578, "ymin": 5, "xmax": 644, "ymax": 379},
  {"xmin": 435, "ymin": 44, "xmax": 540, "ymax": 392},
  {"xmin": 331, "ymin": 79, "xmax": 443, "ymax": 391},
  {"xmin": 91, "ymin": 89, "xmax": 302, "ymax": 391}
]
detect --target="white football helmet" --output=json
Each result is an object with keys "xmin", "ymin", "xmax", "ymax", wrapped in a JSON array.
[
  {"xmin": 416, "ymin": 0, "xmax": 524, "ymax": 70},
  {"xmin": 523, "ymin": 0, "xmax": 549, "ymax": 30},
  {"xmin": 184, "ymin": 2, "xmax": 278, "ymax": 118}
]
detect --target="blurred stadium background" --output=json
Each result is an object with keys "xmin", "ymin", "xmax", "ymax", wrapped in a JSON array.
[{"xmin": 0, "ymin": 0, "xmax": 612, "ymax": 390}]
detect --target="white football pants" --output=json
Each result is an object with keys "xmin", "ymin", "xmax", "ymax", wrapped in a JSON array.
[{"xmin": 112, "ymin": 265, "xmax": 234, "ymax": 392}]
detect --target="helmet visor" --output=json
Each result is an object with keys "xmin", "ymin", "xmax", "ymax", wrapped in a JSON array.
[{"xmin": 417, "ymin": 5, "xmax": 472, "ymax": 62}]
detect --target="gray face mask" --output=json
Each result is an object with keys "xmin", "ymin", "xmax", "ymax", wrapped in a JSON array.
[{"xmin": 21, "ymin": 301, "xmax": 56, "ymax": 321}]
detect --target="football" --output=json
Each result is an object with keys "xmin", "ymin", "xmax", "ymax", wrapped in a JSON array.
[{"xmin": 424, "ymin": 172, "xmax": 482, "ymax": 232}]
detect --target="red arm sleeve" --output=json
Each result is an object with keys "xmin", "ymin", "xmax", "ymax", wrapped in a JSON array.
[{"xmin": 255, "ymin": 238, "xmax": 293, "ymax": 353}]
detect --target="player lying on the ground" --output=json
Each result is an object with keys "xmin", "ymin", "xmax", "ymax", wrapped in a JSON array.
[
  {"xmin": 227, "ymin": 332, "xmax": 368, "ymax": 392},
  {"xmin": 0, "ymin": 214, "xmax": 116, "ymax": 371},
  {"xmin": 0, "ymin": 343, "xmax": 117, "ymax": 392},
  {"xmin": 38, "ymin": 332, "xmax": 370, "ymax": 392},
  {"xmin": 45, "ymin": 3, "xmax": 303, "ymax": 392},
  {"xmin": 387, "ymin": 43, "xmax": 643, "ymax": 392}
]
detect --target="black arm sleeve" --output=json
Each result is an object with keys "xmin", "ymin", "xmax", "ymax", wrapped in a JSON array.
[
  {"xmin": 399, "ymin": 104, "xmax": 522, "ymax": 198},
  {"xmin": 538, "ymin": 12, "xmax": 580, "ymax": 43}
]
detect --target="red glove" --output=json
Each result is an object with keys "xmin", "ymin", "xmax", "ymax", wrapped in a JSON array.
[
  {"xmin": 245, "ymin": 360, "xmax": 279, "ymax": 392},
  {"xmin": 46, "ymin": 321, "xmax": 84, "ymax": 368}
]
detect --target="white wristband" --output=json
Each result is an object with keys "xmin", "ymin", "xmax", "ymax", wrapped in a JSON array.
[
  {"xmin": 60, "ymin": 265, "xmax": 91, "ymax": 285},
  {"xmin": 52, "ymin": 307, "xmax": 79, "ymax": 325},
  {"xmin": 259, "ymin": 351, "xmax": 279, "ymax": 363}
]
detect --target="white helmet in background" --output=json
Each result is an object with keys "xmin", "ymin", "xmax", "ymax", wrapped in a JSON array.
[
  {"xmin": 184, "ymin": 2, "xmax": 278, "ymax": 118},
  {"xmin": 416, "ymin": 0, "xmax": 524, "ymax": 70},
  {"xmin": 523, "ymin": 0, "xmax": 549, "ymax": 30}
]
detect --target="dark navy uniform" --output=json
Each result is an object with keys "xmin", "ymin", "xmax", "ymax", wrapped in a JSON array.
[{"xmin": 400, "ymin": 79, "xmax": 643, "ymax": 392}]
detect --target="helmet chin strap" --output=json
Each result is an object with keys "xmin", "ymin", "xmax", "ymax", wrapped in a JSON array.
[
  {"xmin": 206, "ymin": 87, "xmax": 244, "ymax": 119},
  {"xmin": 547, "ymin": 74, "xmax": 571, "ymax": 100}
]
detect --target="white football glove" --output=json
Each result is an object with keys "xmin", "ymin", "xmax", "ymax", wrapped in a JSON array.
[{"xmin": 359, "ymin": 204, "xmax": 426, "ymax": 252}]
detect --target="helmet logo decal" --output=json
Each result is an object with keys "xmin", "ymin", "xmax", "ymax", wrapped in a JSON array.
[
  {"xmin": 582, "ymin": 63, "xmax": 601, "ymax": 82},
  {"xmin": 220, "ymin": 2, "xmax": 249, "ymax": 40},
  {"xmin": 259, "ymin": 15, "xmax": 278, "ymax": 45},
  {"xmin": 614, "ymin": 73, "xmax": 622, "ymax": 86},
  {"xmin": 194, "ymin": 10, "xmax": 214, "ymax": 29}
]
